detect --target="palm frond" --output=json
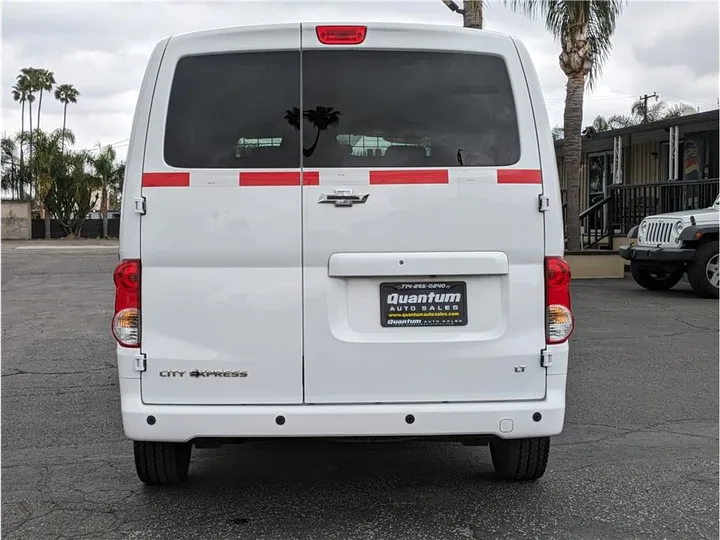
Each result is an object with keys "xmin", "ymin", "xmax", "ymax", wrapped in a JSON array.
[{"xmin": 503, "ymin": 0, "xmax": 624, "ymax": 90}]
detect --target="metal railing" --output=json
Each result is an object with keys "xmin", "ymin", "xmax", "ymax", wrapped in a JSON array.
[
  {"xmin": 609, "ymin": 178, "xmax": 718, "ymax": 234},
  {"xmin": 579, "ymin": 195, "xmax": 613, "ymax": 249},
  {"xmin": 560, "ymin": 189, "xmax": 614, "ymax": 250}
]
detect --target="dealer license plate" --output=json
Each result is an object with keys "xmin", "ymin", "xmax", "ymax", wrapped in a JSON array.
[{"xmin": 380, "ymin": 281, "xmax": 468, "ymax": 328}]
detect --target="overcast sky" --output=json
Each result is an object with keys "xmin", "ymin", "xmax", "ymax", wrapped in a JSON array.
[{"xmin": 2, "ymin": 0, "xmax": 718, "ymax": 160}]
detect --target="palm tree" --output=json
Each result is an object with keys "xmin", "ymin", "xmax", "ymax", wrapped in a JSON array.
[
  {"xmin": 10, "ymin": 81, "xmax": 32, "ymax": 185},
  {"xmin": 591, "ymin": 115, "xmax": 609, "ymax": 132},
  {"xmin": 504, "ymin": 0, "xmax": 624, "ymax": 251},
  {"xmin": 285, "ymin": 106, "xmax": 342, "ymax": 158},
  {"xmin": 1, "ymin": 135, "xmax": 21, "ymax": 199},
  {"xmin": 592, "ymin": 100, "xmax": 697, "ymax": 132},
  {"xmin": 303, "ymin": 106, "xmax": 341, "ymax": 158},
  {"xmin": 54, "ymin": 84, "xmax": 80, "ymax": 153},
  {"xmin": 18, "ymin": 68, "xmax": 40, "ymax": 197},
  {"xmin": 441, "ymin": 0, "xmax": 484, "ymax": 28},
  {"xmin": 46, "ymin": 149, "xmax": 100, "ymax": 238},
  {"xmin": 35, "ymin": 69, "xmax": 56, "ymax": 132},
  {"xmin": 92, "ymin": 143, "xmax": 122, "ymax": 239},
  {"xmin": 24, "ymin": 128, "xmax": 75, "ymax": 238}
]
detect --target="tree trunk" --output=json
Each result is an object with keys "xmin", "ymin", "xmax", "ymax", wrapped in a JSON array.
[
  {"xmin": 101, "ymin": 186, "xmax": 108, "ymax": 239},
  {"xmin": 19, "ymin": 101, "xmax": 25, "ymax": 199},
  {"xmin": 563, "ymin": 73, "xmax": 585, "ymax": 252},
  {"xmin": 28, "ymin": 97, "xmax": 34, "ymax": 200},
  {"xmin": 463, "ymin": 0, "xmax": 483, "ymax": 29},
  {"xmin": 44, "ymin": 213, "xmax": 51, "ymax": 239},
  {"xmin": 61, "ymin": 103, "xmax": 68, "ymax": 154},
  {"xmin": 37, "ymin": 90, "xmax": 43, "ymax": 131},
  {"xmin": 303, "ymin": 129, "xmax": 322, "ymax": 158}
]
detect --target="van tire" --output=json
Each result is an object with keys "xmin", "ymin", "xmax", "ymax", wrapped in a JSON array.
[
  {"xmin": 134, "ymin": 441, "xmax": 192, "ymax": 485},
  {"xmin": 489, "ymin": 437, "xmax": 549, "ymax": 481},
  {"xmin": 687, "ymin": 241, "xmax": 719, "ymax": 299},
  {"xmin": 630, "ymin": 262, "xmax": 684, "ymax": 291}
]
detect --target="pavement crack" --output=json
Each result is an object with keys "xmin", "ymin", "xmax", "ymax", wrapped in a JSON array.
[
  {"xmin": 3, "ymin": 507, "xmax": 56, "ymax": 537},
  {"xmin": 2, "ymin": 368, "xmax": 112, "ymax": 378},
  {"xmin": 572, "ymin": 329, "xmax": 714, "ymax": 342},
  {"xmin": 674, "ymin": 318, "xmax": 719, "ymax": 332},
  {"xmin": 561, "ymin": 418, "xmax": 718, "ymax": 447}
]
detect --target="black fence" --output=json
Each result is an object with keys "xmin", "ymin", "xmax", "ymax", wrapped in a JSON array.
[
  {"xmin": 560, "ymin": 178, "xmax": 718, "ymax": 249},
  {"xmin": 31, "ymin": 219, "xmax": 120, "ymax": 239},
  {"xmin": 609, "ymin": 178, "xmax": 718, "ymax": 234}
]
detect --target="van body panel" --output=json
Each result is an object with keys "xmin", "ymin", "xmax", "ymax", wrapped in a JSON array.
[
  {"xmin": 510, "ymin": 37, "xmax": 565, "ymax": 257},
  {"xmin": 125, "ymin": 22, "xmax": 565, "ymax": 415},
  {"xmin": 118, "ymin": 37, "xmax": 169, "ymax": 262},
  {"xmin": 139, "ymin": 25, "xmax": 304, "ymax": 405},
  {"xmin": 299, "ymin": 23, "xmax": 547, "ymax": 403}
]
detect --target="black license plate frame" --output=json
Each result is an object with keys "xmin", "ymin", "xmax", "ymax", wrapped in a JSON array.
[{"xmin": 379, "ymin": 281, "xmax": 468, "ymax": 328}]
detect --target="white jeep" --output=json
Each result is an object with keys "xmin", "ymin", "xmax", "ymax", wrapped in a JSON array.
[{"xmin": 619, "ymin": 194, "xmax": 719, "ymax": 298}]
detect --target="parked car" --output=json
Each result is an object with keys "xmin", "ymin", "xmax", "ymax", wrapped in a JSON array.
[
  {"xmin": 113, "ymin": 22, "xmax": 572, "ymax": 485},
  {"xmin": 620, "ymin": 194, "xmax": 719, "ymax": 298}
]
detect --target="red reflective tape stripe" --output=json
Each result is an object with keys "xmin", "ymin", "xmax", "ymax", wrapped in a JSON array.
[
  {"xmin": 302, "ymin": 171, "xmax": 319, "ymax": 186},
  {"xmin": 369, "ymin": 170, "xmax": 449, "ymax": 185},
  {"xmin": 239, "ymin": 172, "xmax": 319, "ymax": 186},
  {"xmin": 497, "ymin": 169, "xmax": 542, "ymax": 184},
  {"xmin": 142, "ymin": 172, "xmax": 190, "ymax": 187}
]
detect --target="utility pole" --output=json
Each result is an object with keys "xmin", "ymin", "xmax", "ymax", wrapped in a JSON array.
[
  {"xmin": 639, "ymin": 92, "xmax": 659, "ymax": 123},
  {"xmin": 441, "ymin": 0, "xmax": 483, "ymax": 29}
]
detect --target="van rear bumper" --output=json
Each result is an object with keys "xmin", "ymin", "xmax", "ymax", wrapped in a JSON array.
[{"xmin": 119, "ymin": 374, "xmax": 566, "ymax": 442}]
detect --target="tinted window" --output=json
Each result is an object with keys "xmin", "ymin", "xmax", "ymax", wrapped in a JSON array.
[
  {"xmin": 302, "ymin": 51, "xmax": 520, "ymax": 168},
  {"xmin": 164, "ymin": 52, "xmax": 300, "ymax": 168}
]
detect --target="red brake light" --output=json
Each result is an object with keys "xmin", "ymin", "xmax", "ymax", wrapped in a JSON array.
[
  {"xmin": 113, "ymin": 259, "xmax": 141, "ymax": 348},
  {"xmin": 316, "ymin": 25, "xmax": 367, "ymax": 45},
  {"xmin": 545, "ymin": 257, "xmax": 573, "ymax": 344}
]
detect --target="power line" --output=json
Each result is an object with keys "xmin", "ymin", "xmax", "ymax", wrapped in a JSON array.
[
  {"xmin": 653, "ymin": 92, "xmax": 717, "ymax": 107},
  {"xmin": 83, "ymin": 138, "xmax": 129, "ymax": 153}
]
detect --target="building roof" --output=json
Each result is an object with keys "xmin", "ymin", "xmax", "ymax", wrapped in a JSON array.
[{"xmin": 553, "ymin": 108, "xmax": 719, "ymax": 148}]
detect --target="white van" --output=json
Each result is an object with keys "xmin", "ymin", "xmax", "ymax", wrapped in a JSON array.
[{"xmin": 114, "ymin": 22, "xmax": 573, "ymax": 485}]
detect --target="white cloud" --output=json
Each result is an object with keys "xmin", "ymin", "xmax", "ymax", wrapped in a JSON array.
[{"xmin": 2, "ymin": 0, "xmax": 718, "ymax": 160}]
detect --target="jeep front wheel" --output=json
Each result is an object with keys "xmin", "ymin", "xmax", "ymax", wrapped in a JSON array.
[
  {"xmin": 687, "ymin": 241, "xmax": 719, "ymax": 299},
  {"xmin": 134, "ymin": 441, "xmax": 192, "ymax": 485},
  {"xmin": 630, "ymin": 262, "xmax": 684, "ymax": 291},
  {"xmin": 489, "ymin": 437, "xmax": 550, "ymax": 481}
]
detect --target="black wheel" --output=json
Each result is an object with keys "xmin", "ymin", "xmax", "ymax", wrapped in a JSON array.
[
  {"xmin": 489, "ymin": 437, "xmax": 550, "ymax": 481},
  {"xmin": 630, "ymin": 262, "xmax": 684, "ymax": 291},
  {"xmin": 687, "ymin": 241, "xmax": 719, "ymax": 299},
  {"xmin": 134, "ymin": 441, "xmax": 192, "ymax": 485}
]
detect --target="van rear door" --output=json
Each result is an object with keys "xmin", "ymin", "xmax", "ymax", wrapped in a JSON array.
[
  {"xmin": 139, "ymin": 25, "xmax": 304, "ymax": 405},
  {"xmin": 300, "ymin": 23, "xmax": 547, "ymax": 404}
]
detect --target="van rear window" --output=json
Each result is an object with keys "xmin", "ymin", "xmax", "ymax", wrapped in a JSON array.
[
  {"xmin": 164, "ymin": 51, "xmax": 300, "ymax": 169},
  {"xmin": 164, "ymin": 50, "xmax": 520, "ymax": 169},
  {"xmin": 302, "ymin": 50, "xmax": 520, "ymax": 168}
]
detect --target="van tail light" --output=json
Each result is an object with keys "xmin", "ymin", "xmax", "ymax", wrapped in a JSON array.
[
  {"xmin": 316, "ymin": 25, "xmax": 367, "ymax": 45},
  {"xmin": 545, "ymin": 257, "xmax": 573, "ymax": 344},
  {"xmin": 113, "ymin": 259, "xmax": 140, "ymax": 348}
]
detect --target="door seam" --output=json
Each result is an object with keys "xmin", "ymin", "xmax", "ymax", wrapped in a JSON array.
[{"xmin": 299, "ymin": 24, "xmax": 307, "ymax": 404}]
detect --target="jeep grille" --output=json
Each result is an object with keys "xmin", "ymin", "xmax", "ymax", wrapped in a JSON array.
[{"xmin": 644, "ymin": 220, "xmax": 673, "ymax": 245}]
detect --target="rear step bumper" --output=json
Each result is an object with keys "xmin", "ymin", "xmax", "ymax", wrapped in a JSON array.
[{"xmin": 119, "ymin": 374, "xmax": 567, "ymax": 442}]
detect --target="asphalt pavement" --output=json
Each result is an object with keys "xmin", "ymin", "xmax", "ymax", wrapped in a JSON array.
[{"xmin": 2, "ymin": 243, "xmax": 718, "ymax": 540}]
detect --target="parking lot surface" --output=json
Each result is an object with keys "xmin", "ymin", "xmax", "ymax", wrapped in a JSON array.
[{"xmin": 2, "ymin": 244, "xmax": 718, "ymax": 540}]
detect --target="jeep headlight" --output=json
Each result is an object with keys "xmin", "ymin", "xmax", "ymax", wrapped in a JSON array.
[
  {"xmin": 674, "ymin": 221, "xmax": 684, "ymax": 234},
  {"xmin": 640, "ymin": 221, "xmax": 648, "ymax": 232}
]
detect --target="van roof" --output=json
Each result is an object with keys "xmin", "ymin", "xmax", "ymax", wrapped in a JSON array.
[{"xmin": 166, "ymin": 21, "xmax": 515, "ymax": 44}]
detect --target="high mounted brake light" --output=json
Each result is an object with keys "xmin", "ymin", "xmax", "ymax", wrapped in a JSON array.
[
  {"xmin": 112, "ymin": 259, "xmax": 141, "ymax": 348},
  {"xmin": 545, "ymin": 257, "xmax": 573, "ymax": 344},
  {"xmin": 316, "ymin": 25, "xmax": 367, "ymax": 45}
]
